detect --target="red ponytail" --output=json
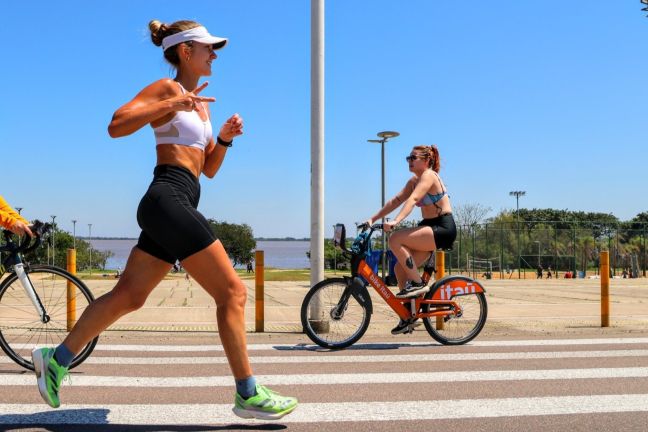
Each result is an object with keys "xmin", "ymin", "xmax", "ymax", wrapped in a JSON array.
[{"xmin": 412, "ymin": 145, "xmax": 441, "ymax": 172}]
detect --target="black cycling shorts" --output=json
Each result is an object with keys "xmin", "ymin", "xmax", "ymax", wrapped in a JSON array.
[
  {"xmin": 136, "ymin": 165, "xmax": 216, "ymax": 264},
  {"xmin": 418, "ymin": 213, "xmax": 457, "ymax": 250}
]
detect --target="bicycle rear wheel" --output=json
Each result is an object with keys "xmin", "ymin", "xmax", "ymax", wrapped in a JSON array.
[
  {"xmin": 422, "ymin": 291, "xmax": 488, "ymax": 345},
  {"xmin": 301, "ymin": 278, "xmax": 371, "ymax": 349},
  {"xmin": 0, "ymin": 265, "xmax": 98, "ymax": 370}
]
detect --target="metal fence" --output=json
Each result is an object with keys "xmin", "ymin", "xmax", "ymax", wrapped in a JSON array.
[{"xmin": 447, "ymin": 221, "xmax": 647, "ymax": 279}]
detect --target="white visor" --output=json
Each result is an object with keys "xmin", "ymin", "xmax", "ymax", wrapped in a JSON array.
[{"xmin": 161, "ymin": 26, "xmax": 228, "ymax": 51}]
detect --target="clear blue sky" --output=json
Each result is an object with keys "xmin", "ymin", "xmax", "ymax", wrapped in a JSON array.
[{"xmin": 2, "ymin": 1, "xmax": 647, "ymax": 238}]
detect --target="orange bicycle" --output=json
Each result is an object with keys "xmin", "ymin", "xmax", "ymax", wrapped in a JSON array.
[{"xmin": 301, "ymin": 223, "xmax": 488, "ymax": 349}]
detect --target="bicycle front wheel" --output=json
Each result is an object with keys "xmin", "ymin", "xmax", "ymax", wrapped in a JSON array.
[
  {"xmin": 422, "ymin": 291, "xmax": 488, "ymax": 345},
  {"xmin": 301, "ymin": 278, "xmax": 371, "ymax": 349},
  {"xmin": 0, "ymin": 265, "xmax": 98, "ymax": 370}
]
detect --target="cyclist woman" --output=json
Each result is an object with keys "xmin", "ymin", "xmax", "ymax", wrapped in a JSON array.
[
  {"xmin": 31, "ymin": 19, "xmax": 297, "ymax": 420},
  {"xmin": 365, "ymin": 145, "xmax": 456, "ymax": 335},
  {"xmin": 0, "ymin": 195, "xmax": 33, "ymax": 237}
]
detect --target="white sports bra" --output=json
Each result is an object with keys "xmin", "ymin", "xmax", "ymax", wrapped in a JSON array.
[{"xmin": 153, "ymin": 82, "xmax": 213, "ymax": 151}]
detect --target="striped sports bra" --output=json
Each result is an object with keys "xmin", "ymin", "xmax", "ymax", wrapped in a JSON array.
[
  {"xmin": 153, "ymin": 82, "xmax": 213, "ymax": 151},
  {"xmin": 416, "ymin": 171, "xmax": 448, "ymax": 211}
]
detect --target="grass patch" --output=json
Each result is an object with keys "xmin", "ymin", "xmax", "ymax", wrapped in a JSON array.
[{"xmin": 235, "ymin": 268, "xmax": 349, "ymax": 281}]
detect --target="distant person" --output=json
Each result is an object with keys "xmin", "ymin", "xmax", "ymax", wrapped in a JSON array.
[
  {"xmin": 536, "ymin": 265, "xmax": 543, "ymax": 279},
  {"xmin": 365, "ymin": 145, "xmax": 456, "ymax": 335},
  {"xmin": 246, "ymin": 261, "xmax": 254, "ymax": 273},
  {"xmin": 30, "ymin": 19, "xmax": 296, "ymax": 420},
  {"xmin": 0, "ymin": 195, "xmax": 33, "ymax": 237},
  {"xmin": 546, "ymin": 266, "xmax": 552, "ymax": 279}
]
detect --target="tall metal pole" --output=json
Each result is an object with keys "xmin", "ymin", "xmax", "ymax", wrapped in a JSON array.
[
  {"xmin": 509, "ymin": 191, "xmax": 525, "ymax": 279},
  {"xmin": 310, "ymin": 0, "xmax": 324, "ymax": 289},
  {"xmin": 88, "ymin": 223, "xmax": 93, "ymax": 276},
  {"xmin": 369, "ymin": 131, "xmax": 398, "ymax": 280},
  {"xmin": 380, "ymin": 139, "xmax": 386, "ymax": 279},
  {"xmin": 51, "ymin": 215, "xmax": 56, "ymax": 266},
  {"xmin": 72, "ymin": 220, "xmax": 77, "ymax": 249}
]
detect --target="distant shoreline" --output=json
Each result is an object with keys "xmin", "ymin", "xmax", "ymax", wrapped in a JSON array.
[
  {"xmin": 255, "ymin": 238, "xmax": 309, "ymax": 241},
  {"xmin": 83, "ymin": 237, "xmax": 310, "ymax": 241}
]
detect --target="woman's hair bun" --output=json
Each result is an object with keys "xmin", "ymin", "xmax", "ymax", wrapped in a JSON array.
[{"xmin": 149, "ymin": 20, "xmax": 168, "ymax": 47}]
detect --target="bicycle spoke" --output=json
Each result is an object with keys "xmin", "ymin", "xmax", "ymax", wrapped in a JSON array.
[{"xmin": 0, "ymin": 266, "xmax": 97, "ymax": 370}]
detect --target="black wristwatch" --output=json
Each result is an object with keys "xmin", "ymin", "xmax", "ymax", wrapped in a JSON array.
[{"xmin": 217, "ymin": 136, "xmax": 233, "ymax": 147}]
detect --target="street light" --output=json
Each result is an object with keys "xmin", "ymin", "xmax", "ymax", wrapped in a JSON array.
[
  {"xmin": 88, "ymin": 223, "xmax": 93, "ymax": 276},
  {"xmin": 509, "ymin": 191, "xmax": 526, "ymax": 278},
  {"xmin": 72, "ymin": 220, "xmax": 77, "ymax": 249},
  {"xmin": 368, "ymin": 130, "xmax": 400, "ymax": 280},
  {"xmin": 15, "ymin": 207, "xmax": 22, "ymax": 215},
  {"xmin": 51, "ymin": 215, "xmax": 56, "ymax": 266}
]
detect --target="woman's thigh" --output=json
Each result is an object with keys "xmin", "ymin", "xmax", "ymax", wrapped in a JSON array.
[
  {"xmin": 180, "ymin": 240, "xmax": 244, "ymax": 305},
  {"xmin": 390, "ymin": 226, "xmax": 437, "ymax": 253},
  {"xmin": 112, "ymin": 247, "xmax": 173, "ymax": 302}
]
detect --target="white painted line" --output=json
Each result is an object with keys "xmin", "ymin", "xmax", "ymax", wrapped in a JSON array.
[
  {"xmin": 3, "ymin": 393, "xmax": 648, "ymax": 424},
  {"xmin": 3, "ymin": 349, "xmax": 647, "ymax": 365},
  {"xmin": 92, "ymin": 337, "xmax": 648, "ymax": 351},
  {"xmin": 9, "ymin": 337, "xmax": 648, "ymax": 353},
  {"xmin": 4, "ymin": 367, "xmax": 648, "ymax": 387}
]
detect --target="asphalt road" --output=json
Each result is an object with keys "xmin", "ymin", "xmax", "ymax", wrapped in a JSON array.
[{"xmin": 2, "ymin": 329, "xmax": 648, "ymax": 432}]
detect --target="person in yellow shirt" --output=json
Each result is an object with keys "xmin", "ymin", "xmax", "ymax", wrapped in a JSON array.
[{"xmin": 0, "ymin": 196, "xmax": 33, "ymax": 237}]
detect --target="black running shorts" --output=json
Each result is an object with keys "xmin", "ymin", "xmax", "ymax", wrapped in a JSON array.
[
  {"xmin": 418, "ymin": 213, "xmax": 457, "ymax": 250},
  {"xmin": 136, "ymin": 165, "xmax": 216, "ymax": 264}
]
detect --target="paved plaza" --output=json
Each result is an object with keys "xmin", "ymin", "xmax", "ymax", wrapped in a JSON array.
[{"xmin": 78, "ymin": 275, "xmax": 648, "ymax": 338}]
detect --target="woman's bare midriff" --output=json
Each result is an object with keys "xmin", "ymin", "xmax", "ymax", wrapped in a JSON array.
[
  {"xmin": 156, "ymin": 144, "xmax": 204, "ymax": 178},
  {"xmin": 421, "ymin": 196, "xmax": 452, "ymax": 219}
]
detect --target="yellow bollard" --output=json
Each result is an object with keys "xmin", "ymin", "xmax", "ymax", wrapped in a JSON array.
[
  {"xmin": 66, "ymin": 249, "xmax": 77, "ymax": 331},
  {"xmin": 601, "ymin": 250, "xmax": 610, "ymax": 327},
  {"xmin": 255, "ymin": 250, "xmax": 264, "ymax": 332},
  {"xmin": 435, "ymin": 249, "xmax": 445, "ymax": 330}
]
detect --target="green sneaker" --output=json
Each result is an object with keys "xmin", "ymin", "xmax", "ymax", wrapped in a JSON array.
[
  {"xmin": 233, "ymin": 384, "xmax": 298, "ymax": 420},
  {"xmin": 32, "ymin": 347, "xmax": 69, "ymax": 408}
]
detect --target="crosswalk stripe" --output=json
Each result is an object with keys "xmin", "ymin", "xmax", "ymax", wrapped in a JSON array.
[
  {"xmin": 3, "ymin": 349, "xmax": 648, "ymax": 365},
  {"xmin": 4, "ymin": 367, "xmax": 648, "ymax": 387},
  {"xmin": 2, "ymin": 393, "xmax": 648, "ymax": 424},
  {"xmin": 11, "ymin": 337, "xmax": 648, "ymax": 353},
  {"xmin": 92, "ymin": 337, "xmax": 648, "ymax": 350}
]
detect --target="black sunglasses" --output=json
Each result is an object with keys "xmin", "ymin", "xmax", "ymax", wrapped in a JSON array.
[{"xmin": 405, "ymin": 154, "xmax": 424, "ymax": 162}]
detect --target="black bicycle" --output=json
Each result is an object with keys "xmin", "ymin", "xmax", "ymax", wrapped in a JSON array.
[{"xmin": 0, "ymin": 221, "xmax": 98, "ymax": 370}]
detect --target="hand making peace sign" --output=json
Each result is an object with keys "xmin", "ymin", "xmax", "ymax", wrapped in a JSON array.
[{"xmin": 174, "ymin": 81, "xmax": 216, "ymax": 112}]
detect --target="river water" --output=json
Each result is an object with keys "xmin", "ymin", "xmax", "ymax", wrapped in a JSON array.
[{"xmin": 88, "ymin": 239, "xmax": 310, "ymax": 270}]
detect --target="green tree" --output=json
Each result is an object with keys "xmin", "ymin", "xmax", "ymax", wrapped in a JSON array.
[
  {"xmin": 207, "ymin": 219, "xmax": 256, "ymax": 266},
  {"xmin": 21, "ymin": 225, "xmax": 113, "ymax": 270},
  {"xmin": 305, "ymin": 238, "xmax": 353, "ymax": 270}
]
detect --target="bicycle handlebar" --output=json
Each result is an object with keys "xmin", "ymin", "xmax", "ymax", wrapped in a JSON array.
[
  {"xmin": 0, "ymin": 220, "xmax": 52, "ymax": 255},
  {"xmin": 356, "ymin": 222, "xmax": 383, "ymax": 233}
]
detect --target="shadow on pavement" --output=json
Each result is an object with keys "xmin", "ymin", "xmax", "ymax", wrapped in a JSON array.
[
  {"xmin": 0, "ymin": 409, "xmax": 286, "ymax": 432},
  {"xmin": 273, "ymin": 342, "xmax": 441, "ymax": 351},
  {"xmin": 1, "ymin": 425, "xmax": 286, "ymax": 432}
]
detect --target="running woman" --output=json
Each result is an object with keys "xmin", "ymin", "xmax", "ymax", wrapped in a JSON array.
[
  {"xmin": 31, "ymin": 19, "xmax": 297, "ymax": 420},
  {"xmin": 0, "ymin": 196, "xmax": 33, "ymax": 237},
  {"xmin": 365, "ymin": 145, "xmax": 457, "ymax": 335}
]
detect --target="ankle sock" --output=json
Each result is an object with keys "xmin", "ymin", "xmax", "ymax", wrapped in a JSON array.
[
  {"xmin": 53, "ymin": 344, "xmax": 74, "ymax": 368},
  {"xmin": 236, "ymin": 376, "xmax": 257, "ymax": 399}
]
